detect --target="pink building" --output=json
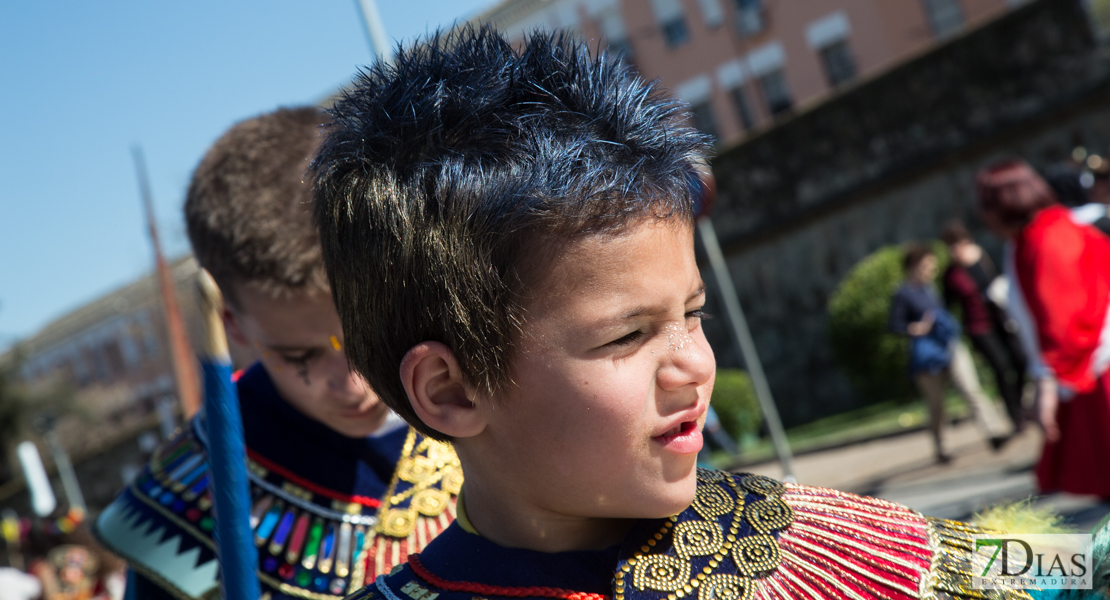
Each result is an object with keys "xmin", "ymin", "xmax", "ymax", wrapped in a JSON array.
[{"xmin": 474, "ymin": 0, "xmax": 1028, "ymax": 146}]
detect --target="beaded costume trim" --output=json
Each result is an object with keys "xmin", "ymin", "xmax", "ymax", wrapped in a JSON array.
[
  {"xmin": 349, "ymin": 432, "xmax": 461, "ymax": 592},
  {"xmin": 616, "ymin": 470, "xmax": 792, "ymax": 600},
  {"xmin": 113, "ymin": 425, "xmax": 458, "ymax": 600},
  {"xmin": 755, "ymin": 480, "xmax": 1033, "ymax": 600},
  {"xmin": 924, "ymin": 518, "xmax": 1035, "ymax": 600},
  {"xmin": 373, "ymin": 470, "xmax": 1034, "ymax": 600}
]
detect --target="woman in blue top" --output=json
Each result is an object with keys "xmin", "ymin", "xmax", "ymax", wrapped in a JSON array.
[{"xmin": 889, "ymin": 243, "xmax": 1011, "ymax": 463}]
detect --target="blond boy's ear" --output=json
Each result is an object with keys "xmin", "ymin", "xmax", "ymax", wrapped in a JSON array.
[
  {"xmin": 221, "ymin": 305, "xmax": 250, "ymax": 348},
  {"xmin": 400, "ymin": 342, "xmax": 486, "ymax": 439}
]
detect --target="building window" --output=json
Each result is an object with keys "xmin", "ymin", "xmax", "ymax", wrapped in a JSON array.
[
  {"xmin": 652, "ymin": 0, "xmax": 690, "ymax": 48},
  {"xmin": 662, "ymin": 17, "xmax": 690, "ymax": 46},
  {"xmin": 734, "ymin": 0, "xmax": 765, "ymax": 36},
  {"xmin": 698, "ymin": 0, "xmax": 724, "ymax": 28},
  {"xmin": 922, "ymin": 0, "xmax": 964, "ymax": 37},
  {"xmin": 689, "ymin": 102, "xmax": 719, "ymax": 141},
  {"xmin": 818, "ymin": 40, "xmax": 857, "ymax": 86},
  {"xmin": 730, "ymin": 87, "xmax": 756, "ymax": 129},
  {"xmin": 758, "ymin": 69, "xmax": 793, "ymax": 116},
  {"xmin": 92, "ymin": 349, "xmax": 111, "ymax": 382},
  {"xmin": 73, "ymin": 352, "xmax": 90, "ymax": 385}
]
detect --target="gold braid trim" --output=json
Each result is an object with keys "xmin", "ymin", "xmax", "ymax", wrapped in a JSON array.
[
  {"xmin": 374, "ymin": 430, "xmax": 460, "ymax": 539},
  {"xmin": 346, "ymin": 430, "xmax": 461, "ymax": 592},
  {"xmin": 924, "ymin": 517, "xmax": 1034, "ymax": 600},
  {"xmin": 616, "ymin": 471, "xmax": 792, "ymax": 600}
]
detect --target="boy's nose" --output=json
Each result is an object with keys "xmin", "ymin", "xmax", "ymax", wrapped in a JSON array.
[
  {"xmin": 656, "ymin": 328, "xmax": 715, "ymax": 392},
  {"xmin": 323, "ymin": 353, "xmax": 368, "ymax": 396}
]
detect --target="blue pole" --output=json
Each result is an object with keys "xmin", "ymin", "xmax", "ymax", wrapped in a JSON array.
[
  {"xmin": 196, "ymin": 270, "xmax": 260, "ymax": 600},
  {"xmin": 201, "ymin": 359, "xmax": 259, "ymax": 600}
]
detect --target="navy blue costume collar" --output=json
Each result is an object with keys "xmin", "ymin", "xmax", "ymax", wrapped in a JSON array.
[
  {"xmin": 416, "ymin": 522, "xmax": 622, "ymax": 594},
  {"xmin": 236, "ymin": 363, "xmax": 407, "ymax": 500},
  {"xmin": 381, "ymin": 471, "xmax": 796, "ymax": 600}
]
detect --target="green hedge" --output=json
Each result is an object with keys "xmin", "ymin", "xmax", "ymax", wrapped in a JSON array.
[
  {"xmin": 711, "ymin": 369, "xmax": 761, "ymax": 443},
  {"xmin": 826, "ymin": 242, "xmax": 947, "ymax": 405}
]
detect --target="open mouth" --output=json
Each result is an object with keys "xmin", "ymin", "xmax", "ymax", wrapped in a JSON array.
[
  {"xmin": 653, "ymin": 420, "xmax": 703, "ymax": 454},
  {"xmin": 660, "ymin": 420, "xmax": 696, "ymax": 440}
]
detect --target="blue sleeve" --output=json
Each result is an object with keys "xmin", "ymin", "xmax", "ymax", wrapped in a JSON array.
[
  {"xmin": 889, "ymin": 287, "xmax": 912, "ymax": 335},
  {"xmin": 125, "ymin": 569, "xmax": 178, "ymax": 600}
]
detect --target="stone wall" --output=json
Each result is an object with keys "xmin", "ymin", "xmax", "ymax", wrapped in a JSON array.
[{"xmin": 705, "ymin": 0, "xmax": 1110, "ymax": 424}]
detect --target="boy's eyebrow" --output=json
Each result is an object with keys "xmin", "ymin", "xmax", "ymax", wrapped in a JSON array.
[{"xmin": 601, "ymin": 285, "xmax": 708, "ymax": 323}]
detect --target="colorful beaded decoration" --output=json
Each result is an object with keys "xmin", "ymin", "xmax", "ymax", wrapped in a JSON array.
[{"xmin": 128, "ymin": 424, "xmax": 459, "ymax": 600}]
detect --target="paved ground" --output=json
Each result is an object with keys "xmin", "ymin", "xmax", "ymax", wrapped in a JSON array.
[{"xmin": 742, "ymin": 421, "xmax": 1110, "ymax": 532}]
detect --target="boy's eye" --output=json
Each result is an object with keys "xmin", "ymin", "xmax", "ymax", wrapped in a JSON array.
[
  {"xmin": 607, "ymin": 330, "xmax": 646, "ymax": 347},
  {"xmin": 278, "ymin": 349, "xmax": 322, "ymax": 364}
]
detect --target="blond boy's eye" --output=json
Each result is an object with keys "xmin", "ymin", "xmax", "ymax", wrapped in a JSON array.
[
  {"xmin": 686, "ymin": 309, "xmax": 710, "ymax": 321},
  {"xmin": 608, "ymin": 330, "xmax": 646, "ymax": 347},
  {"xmin": 279, "ymin": 349, "xmax": 323, "ymax": 364}
]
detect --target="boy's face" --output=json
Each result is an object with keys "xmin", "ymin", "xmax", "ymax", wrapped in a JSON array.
[
  {"xmin": 947, "ymin": 240, "xmax": 968, "ymax": 265},
  {"xmin": 911, "ymin": 254, "xmax": 938, "ymax": 283},
  {"xmin": 225, "ymin": 286, "xmax": 389, "ymax": 438},
  {"xmin": 468, "ymin": 218, "xmax": 715, "ymax": 524}
]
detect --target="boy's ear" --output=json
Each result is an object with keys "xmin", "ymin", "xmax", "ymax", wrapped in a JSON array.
[
  {"xmin": 222, "ymin": 306, "xmax": 250, "ymax": 348},
  {"xmin": 400, "ymin": 342, "xmax": 485, "ymax": 439}
]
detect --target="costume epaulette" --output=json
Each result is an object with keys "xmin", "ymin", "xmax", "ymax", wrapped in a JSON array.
[
  {"xmin": 619, "ymin": 469, "xmax": 1033, "ymax": 600},
  {"xmin": 368, "ymin": 469, "xmax": 1035, "ymax": 600},
  {"xmin": 95, "ymin": 423, "xmax": 460, "ymax": 600}
]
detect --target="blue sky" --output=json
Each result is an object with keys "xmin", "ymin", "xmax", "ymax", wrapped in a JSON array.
[{"xmin": 0, "ymin": 0, "xmax": 492, "ymax": 348}]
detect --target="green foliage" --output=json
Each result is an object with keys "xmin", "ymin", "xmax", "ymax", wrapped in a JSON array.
[
  {"xmin": 1092, "ymin": 0, "xmax": 1110, "ymax": 36},
  {"xmin": 0, "ymin": 350, "xmax": 75, "ymax": 481},
  {"xmin": 827, "ymin": 242, "xmax": 947, "ymax": 405},
  {"xmin": 711, "ymin": 369, "xmax": 761, "ymax": 442}
]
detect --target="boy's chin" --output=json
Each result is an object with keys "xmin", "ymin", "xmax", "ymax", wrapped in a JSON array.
[
  {"xmin": 325, "ymin": 407, "xmax": 390, "ymax": 438},
  {"xmin": 638, "ymin": 466, "xmax": 700, "ymax": 518}
]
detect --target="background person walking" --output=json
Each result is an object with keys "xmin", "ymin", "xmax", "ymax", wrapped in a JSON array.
[
  {"xmin": 940, "ymin": 220, "xmax": 1028, "ymax": 432},
  {"xmin": 889, "ymin": 243, "xmax": 1011, "ymax": 464},
  {"xmin": 977, "ymin": 158, "xmax": 1110, "ymax": 498}
]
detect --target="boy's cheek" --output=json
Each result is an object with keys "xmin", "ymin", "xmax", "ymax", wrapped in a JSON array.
[
  {"xmin": 262, "ymin": 361, "xmax": 321, "ymax": 406},
  {"xmin": 701, "ymin": 371, "xmax": 716, "ymax": 401}
]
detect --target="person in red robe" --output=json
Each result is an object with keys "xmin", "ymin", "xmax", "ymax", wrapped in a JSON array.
[{"xmin": 977, "ymin": 158, "xmax": 1110, "ymax": 498}]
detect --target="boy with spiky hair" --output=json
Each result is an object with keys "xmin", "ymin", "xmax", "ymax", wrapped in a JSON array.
[
  {"xmin": 314, "ymin": 27, "xmax": 1053, "ymax": 600},
  {"xmin": 95, "ymin": 107, "xmax": 459, "ymax": 600}
]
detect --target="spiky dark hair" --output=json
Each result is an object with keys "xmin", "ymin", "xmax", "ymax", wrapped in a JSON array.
[{"xmin": 313, "ymin": 26, "xmax": 709, "ymax": 440}]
